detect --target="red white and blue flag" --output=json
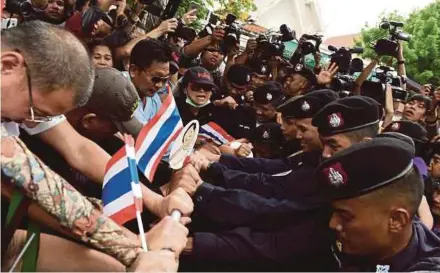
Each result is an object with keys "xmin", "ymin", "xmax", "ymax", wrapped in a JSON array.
[
  {"xmin": 199, "ymin": 121, "xmax": 234, "ymax": 146},
  {"xmin": 102, "ymin": 86, "xmax": 183, "ymax": 225},
  {"xmin": 102, "ymin": 146, "xmax": 137, "ymax": 225},
  {"xmin": 135, "ymin": 86, "xmax": 183, "ymax": 182}
]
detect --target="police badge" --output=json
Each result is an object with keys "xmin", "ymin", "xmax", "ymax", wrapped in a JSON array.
[
  {"xmin": 262, "ymin": 130, "xmax": 270, "ymax": 139},
  {"xmin": 323, "ymin": 162, "xmax": 347, "ymax": 188},
  {"xmin": 328, "ymin": 113, "xmax": 343, "ymax": 128},
  {"xmin": 295, "ymin": 63, "xmax": 303, "ymax": 71},
  {"xmin": 391, "ymin": 122, "xmax": 400, "ymax": 131},
  {"xmin": 266, "ymin": 93, "xmax": 273, "ymax": 101},
  {"xmin": 301, "ymin": 101, "xmax": 311, "ymax": 111}
]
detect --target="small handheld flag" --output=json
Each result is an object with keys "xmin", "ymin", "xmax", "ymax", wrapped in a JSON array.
[{"xmin": 198, "ymin": 122, "xmax": 234, "ymax": 146}]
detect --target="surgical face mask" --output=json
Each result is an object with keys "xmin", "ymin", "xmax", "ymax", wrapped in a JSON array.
[
  {"xmin": 185, "ymin": 88, "xmax": 211, "ymax": 108},
  {"xmin": 185, "ymin": 97, "xmax": 211, "ymax": 108}
]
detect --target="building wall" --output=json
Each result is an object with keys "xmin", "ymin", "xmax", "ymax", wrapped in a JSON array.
[{"xmin": 254, "ymin": 0, "xmax": 323, "ymax": 36}]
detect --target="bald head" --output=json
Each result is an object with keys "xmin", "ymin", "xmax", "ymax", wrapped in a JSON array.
[{"xmin": 1, "ymin": 21, "xmax": 94, "ymax": 107}]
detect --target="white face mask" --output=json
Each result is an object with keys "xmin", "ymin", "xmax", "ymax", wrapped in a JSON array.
[
  {"xmin": 185, "ymin": 97, "xmax": 211, "ymax": 108},
  {"xmin": 185, "ymin": 88, "xmax": 211, "ymax": 108}
]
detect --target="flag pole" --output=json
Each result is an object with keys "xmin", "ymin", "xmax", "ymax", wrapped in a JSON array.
[{"xmin": 124, "ymin": 134, "xmax": 148, "ymax": 252}]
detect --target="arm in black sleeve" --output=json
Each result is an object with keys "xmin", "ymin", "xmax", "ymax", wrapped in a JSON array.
[
  {"xmin": 193, "ymin": 182, "xmax": 323, "ymax": 229},
  {"xmin": 204, "ymin": 162, "xmax": 315, "ymax": 199},
  {"xmin": 191, "ymin": 210, "xmax": 336, "ymax": 270},
  {"xmin": 218, "ymin": 154, "xmax": 297, "ymax": 174}
]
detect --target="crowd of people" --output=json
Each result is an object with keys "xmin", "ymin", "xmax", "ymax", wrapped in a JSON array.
[{"xmin": 1, "ymin": 0, "xmax": 440, "ymax": 271}]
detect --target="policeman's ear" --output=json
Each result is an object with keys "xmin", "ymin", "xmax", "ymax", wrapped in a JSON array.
[
  {"xmin": 388, "ymin": 208, "xmax": 410, "ymax": 233},
  {"xmin": 81, "ymin": 113, "xmax": 99, "ymax": 129}
]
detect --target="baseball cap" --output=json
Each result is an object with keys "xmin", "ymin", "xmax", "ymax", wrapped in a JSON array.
[
  {"xmin": 87, "ymin": 67, "xmax": 139, "ymax": 122},
  {"xmin": 181, "ymin": 66, "xmax": 218, "ymax": 91}
]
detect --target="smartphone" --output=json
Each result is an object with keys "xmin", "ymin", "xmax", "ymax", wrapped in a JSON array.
[
  {"xmin": 188, "ymin": 1, "xmax": 199, "ymax": 14},
  {"xmin": 1, "ymin": 18, "xmax": 18, "ymax": 30}
]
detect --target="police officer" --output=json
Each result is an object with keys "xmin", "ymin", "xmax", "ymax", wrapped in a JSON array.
[
  {"xmin": 211, "ymin": 64, "xmax": 256, "ymax": 139},
  {"xmin": 383, "ymin": 120, "xmax": 429, "ymax": 179},
  {"xmin": 283, "ymin": 64, "xmax": 317, "ymax": 98},
  {"xmin": 190, "ymin": 89, "xmax": 339, "ymax": 199},
  {"xmin": 313, "ymin": 137, "xmax": 440, "ymax": 271},
  {"xmin": 212, "ymin": 64, "xmax": 252, "ymax": 106},
  {"xmin": 248, "ymin": 58, "xmax": 273, "ymax": 91},
  {"xmin": 251, "ymin": 123, "xmax": 285, "ymax": 159},
  {"xmin": 252, "ymin": 81, "xmax": 285, "ymax": 125}
]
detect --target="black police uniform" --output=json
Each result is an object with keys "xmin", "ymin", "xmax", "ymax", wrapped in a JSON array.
[
  {"xmin": 200, "ymin": 90, "xmax": 340, "ymax": 198},
  {"xmin": 313, "ymin": 137, "xmax": 440, "ymax": 272}
]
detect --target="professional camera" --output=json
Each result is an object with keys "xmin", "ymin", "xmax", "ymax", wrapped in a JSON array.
[
  {"xmin": 255, "ymin": 24, "xmax": 294, "ymax": 61},
  {"xmin": 289, "ymin": 33, "xmax": 322, "ymax": 66},
  {"xmin": 374, "ymin": 20, "xmax": 411, "ymax": 57},
  {"xmin": 361, "ymin": 66, "xmax": 408, "ymax": 103},
  {"xmin": 5, "ymin": 0, "xmax": 48, "ymax": 21},
  {"xmin": 327, "ymin": 45, "xmax": 364, "ymax": 96},
  {"xmin": 171, "ymin": 19, "xmax": 197, "ymax": 42},
  {"xmin": 328, "ymin": 45, "xmax": 364, "ymax": 74},
  {"xmin": 223, "ymin": 13, "xmax": 241, "ymax": 48},
  {"xmin": 198, "ymin": 13, "xmax": 219, "ymax": 38},
  {"xmin": 256, "ymin": 34, "xmax": 285, "ymax": 60},
  {"xmin": 280, "ymin": 24, "xmax": 295, "ymax": 42}
]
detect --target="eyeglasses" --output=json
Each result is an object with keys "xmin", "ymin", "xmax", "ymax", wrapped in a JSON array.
[
  {"xmin": 145, "ymin": 71, "xmax": 169, "ymax": 85},
  {"xmin": 189, "ymin": 83, "xmax": 213, "ymax": 92},
  {"xmin": 21, "ymin": 55, "xmax": 53, "ymax": 123}
]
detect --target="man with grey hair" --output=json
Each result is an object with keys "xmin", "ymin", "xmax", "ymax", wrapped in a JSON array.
[
  {"xmin": 1, "ymin": 21, "xmax": 188, "ymax": 271},
  {"xmin": 1, "ymin": 20, "xmax": 94, "ymax": 122}
]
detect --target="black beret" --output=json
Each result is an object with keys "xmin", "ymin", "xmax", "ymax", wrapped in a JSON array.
[
  {"xmin": 226, "ymin": 64, "xmax": 252, "ymax": 86},
  {"xmin": 288, "ymin": 63, "xmax": 317, "ymax": 86},
  {"xmin": 312, "ymin": 96, "xmax": 381, "ymax": 137},
  {"xmin": 252, "ymin": 123, "xmax": 284, "ymax": 144},
  {"xmin": 407, "ymin": 94, "xmax": 432, "ymax": 110},
  {"xmin": 383, "ymin": 120, "xmax": 428, "ymax": 143},
  {"xmin": 279, "ymin": 89, "xmax": 339, "ymax": 119},
  {"xmin": 375, "ymin": 132, "xmax": 415, "ymax": 148},
  {"xmin": 313, "ymin": 137, "xmax": 416, "ymax": 200},
  {"xmin": 248, "ymin": 59, "xmax": 271, "ymax": 76},
  {"xmin": 253, "ymin": 81, "xmax": 285, "ymax": 105}
]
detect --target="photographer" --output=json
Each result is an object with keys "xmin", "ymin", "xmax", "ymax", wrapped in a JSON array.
[{"xmin": 179, "ymin": 26, "xmax": 226, "ymax": 85}]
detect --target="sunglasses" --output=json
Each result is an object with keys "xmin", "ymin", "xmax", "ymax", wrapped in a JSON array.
[
  {"xmin": 189, "ymin": 82, "xmax": 214, "ymax": 92},
  {"xmin": 17, "ymin": 50, "xmax": 53, "ymax": 123},
  {"xmin": 144, "ymin": 71, "xmax": 169, "ymax": 85}
]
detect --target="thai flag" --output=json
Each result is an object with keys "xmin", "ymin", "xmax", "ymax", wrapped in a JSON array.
[
  {"xmin": 199, "ymin": 122, "xmax": 235, "ymax": 146},
  {"xmin": 135, "ymin": 86, "xmax": 183, "ymax": 182},
  {"xmin": 102, "ymin": 146, "xmax": 137, "ymax": 225}
]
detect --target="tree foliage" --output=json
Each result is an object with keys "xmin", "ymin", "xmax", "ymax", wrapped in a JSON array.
[
  {"xmin": 354, "ymin": 0, "xmax": 440, "ymax": 85},
  {"xmin": 176, "ymin": 0, "xmax": 256, "ymax": 28}
]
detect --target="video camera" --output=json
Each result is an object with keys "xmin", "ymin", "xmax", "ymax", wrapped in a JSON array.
[
  {"xmin": 327, "ymin": 45, "xmax": 364, "ymax": 96},
  {"xmin": 374, "ymin": 20, "xmax": 411, "ymax": 57},
  {"xmin": 361, "ymin": 66, "xmax": 408, "ymax": 103},
  {"xmin": 223, "ymin": 14, "xmax": 241, "ymax": 49},
  {"xmin": 5, "ymin": 0, "xmax": 48, "ymax": 21},
  {"xmin": 255, "ymin": 24, "xmax": 294, "ymax": 61},
  {"xmin": 289, "ymin": 33, "xmax": 322, "ymax": 66}
]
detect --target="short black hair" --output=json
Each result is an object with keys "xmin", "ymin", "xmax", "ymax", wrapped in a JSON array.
[
  {"xmin": 364, "ymin": 167, "xmax": 424, "ymax": 218},
  {"xmin": 341, "ymin": 123, "xmax": 380, "ymax": 143},
  {"xmin": 130, "ymin": 39, "xmax": 173, "ymax": 70},
  {"xmin": 87, "ymin": 40, "xmax": 115, "ymax": 64}
]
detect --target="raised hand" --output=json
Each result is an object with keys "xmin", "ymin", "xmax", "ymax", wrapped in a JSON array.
[{"xmin": 317, "ymin": 62, "xmax": 339, "ymax": 85}]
